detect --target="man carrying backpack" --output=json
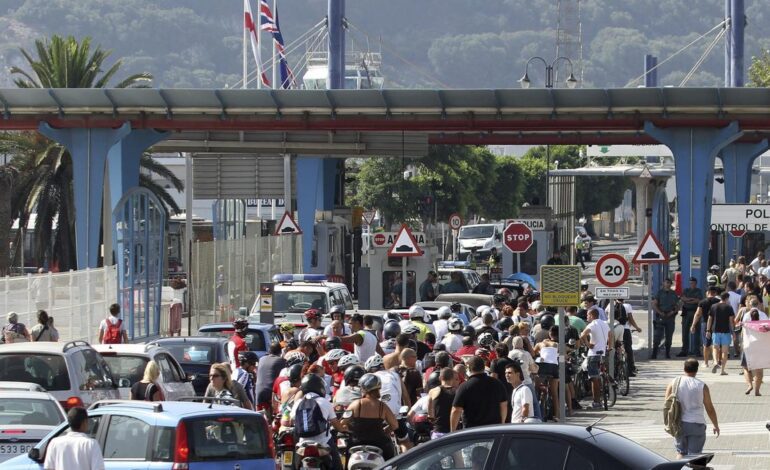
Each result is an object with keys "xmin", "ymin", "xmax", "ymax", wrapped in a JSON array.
[
  {"xmin": 290, "ymin": 374, "xmax": 346, "ymax": 469},
  {"xmin": 99, "ymin": 303, "xmax": 128, "ymax": 344},
  {"xmin": 664, "ymin": 359, "xmax": 720, "ymax": 459},
  {"xmin": 613, "ymin": 298, "xmax": 641, "ymax": 376}
]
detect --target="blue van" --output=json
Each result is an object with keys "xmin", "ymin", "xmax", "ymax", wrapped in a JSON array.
[{"xmin": 2, "ymin": 400, "xmax": 275, "ymax": 469}]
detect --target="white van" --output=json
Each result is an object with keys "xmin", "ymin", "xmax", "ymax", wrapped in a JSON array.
[{"xmin": 458, "ymin": 223, "xmax": 504, "ymax": 261}]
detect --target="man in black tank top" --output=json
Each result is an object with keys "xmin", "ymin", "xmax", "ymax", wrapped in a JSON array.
[{"xmin": 427, "ymin": 368, "xmax": 458, "ymax": 439}]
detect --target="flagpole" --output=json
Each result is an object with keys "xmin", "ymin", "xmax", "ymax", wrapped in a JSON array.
[
  {"xmin": 272, "ymin": 0, "xmax": 278, "ymax": 88},
  {"xmin": 256, "ymin": 0, "xmax": 262, "ymax": 89},
  {"xmin": 242, "ymin": 0, "xmax": 248, "ymax": 89}
]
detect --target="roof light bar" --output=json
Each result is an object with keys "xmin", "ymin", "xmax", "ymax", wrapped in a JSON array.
[
  {"xmin": 272, "ymin": 274, "xmax": 328, "ymax": 283},
  {"xmin": 438, "ymin": 261, "xmax": 471, "ymax": 268}
]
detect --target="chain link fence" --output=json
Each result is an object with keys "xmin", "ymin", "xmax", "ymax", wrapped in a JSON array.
[
  {"xmin": 189, "ymin": 234, "xmax": 302, "ymax": 331},
  {"xmin": 1, "ymin": 267, "xmax": 117, "ymax": 344}
]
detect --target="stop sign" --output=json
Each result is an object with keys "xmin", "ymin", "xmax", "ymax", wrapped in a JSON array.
[
  {"xmin": 373, "ymin": 233, "xmax": 386, "ymax": 246},
  {"xmin": 504, "ymin": 222, "xmax": 533, "ymax": 253}
]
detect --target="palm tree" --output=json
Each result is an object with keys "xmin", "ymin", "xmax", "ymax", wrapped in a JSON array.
[
  {"xmin": 0, "ymin": 164, "xmax": 18, "ymax": 275},
  {"xmin": 0, "ymin": 35, "xmax": 182, "ymax": 271}
]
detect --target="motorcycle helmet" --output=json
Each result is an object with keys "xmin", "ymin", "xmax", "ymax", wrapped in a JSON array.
[
  {"xmin": 383, "ymin": 320, "xmax": 401, "ymax": 339},
  {"xmin": 425, "ymin": 370, "xmax": 441, "ymax": 391},
  {"xmin": 462, "ymin": 325, "xmax": 476, "ymax": 338},
  {"xmin": 497, "ymin": 317, "xmax": 513, "ymax": 331},
  {"xmin": 450, "ymin": 302, "xmax": 462, "ymax": 313},
  {"xmin": 381, "ymin": 338, "xmax": 397, "ymax": 352},
  {"xmin": 238, "ymin": 351, "xmax": 259, "ymax": 366},
  {"xmin": 304, "ymin": 308, "xmax": 322, "ymax": 322},
  {"xmin": 448, "ymin": 317, "xmax": 463, "ymax": 333},
  {"xmin": 347, "ymin": 447, "xmax": 385, "ymax": 469},
  {"xmin": 477, "ymin": 332, "xmax": 495, "ymax": 348},
  {"xmin": 364, "ymin": 354, "xmax": 384, "ymax": 372},
  {"xmin": 409, "ymin": 305, "xmax": 429, "ymax": 322},
  {"xmin": 288, "ymin": 363, "xmax": 304, "ymax": 384},
  {"xmin": 496, "ymin": 288, "xmax": 512, "ymax": 299},
  {"xmin": 285, "ymin": 351, "xmax": 308, "ymax": 367},
  {"xmin": 436, "ymin": 306, "xmax": 452, "ymax": 319},
  {"xmin": 233, "ymin": 317, "xmax": 249, "ymax": 333},
  {"xmin": 325, "ymin": 349, "xmax": 349, "ymax": 362},
  {"xmin": 402, "ymin": 323, "xmax": 421, "ymax": 336},
  {"xmin": 476, "ymin": 305, "xmax": 490, "ymax": 318},
  {"xmin": 325, "ymin": 336, "xmax": 342, "ymax": 351},
  {"xmin": 338, "ymin": 354, "xmax": 362, "ymax": 370},
  {"xmin": 358, "ymin": 373, "xmax": 382, "ymax": 393},
  {"xmin": 300, "ymin": 373, "xmax": 326, "ymax": 397},
  {"xmin": 539, "ymin": 314, "xmax": 555, "ymax": 331},
  {"xmin": 279, "ymin": 323, "xmax": 296, "ymax": 334},
  {"xmin": 344, "ymin": 365, "xmax": 366, "ymax": 387},
  {"xmin": 493, "ymin": 294, "xmax": 507, "ymax": 305},
  {"xmin": 329, "ymin": 304, "xmax": 346, "ymax": 319},
  {"xmin": 384, "ymin": 311, "xmax": 403, "ymax": 322}
]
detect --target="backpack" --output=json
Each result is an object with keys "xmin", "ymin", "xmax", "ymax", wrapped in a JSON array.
[
  {"xmin": 663, "ymin": 377, "xmax": 683, "ymax": 437},
  {"xmin": 294, "ymin": 396, "xmax": 328, "ymax": 438},
  {"xmin": 103, "ymin": 319, "xmax": 123, "ymax": 344},
  {"xmin": 615, "ymin": 302, "xmax": 628, "ymax": 325}
]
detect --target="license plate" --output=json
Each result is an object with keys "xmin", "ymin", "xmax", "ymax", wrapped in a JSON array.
[
  {"xmin": 0, "ymin": 444, "xmax": 32, "ymax": 456},
  {"xmin": 282, "ymin": 451, "xmax": 293, "ymax": 466}
]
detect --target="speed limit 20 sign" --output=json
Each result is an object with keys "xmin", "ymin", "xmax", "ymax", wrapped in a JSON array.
[{"xmin": 595, "ymin": 253, "xmax": 629, "ymax": 288}]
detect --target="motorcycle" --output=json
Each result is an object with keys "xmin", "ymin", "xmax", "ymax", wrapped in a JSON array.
[
  {"xmin": 410, "ymin": 412, "xmax": 431, "ymax": 445},
  {"xmin": 275, "ymin": 426, "xmax": 296, "ymax": 470},
  {"xmin": 295, "ymin": 440, "xmax": 332, "ymax": 470}
]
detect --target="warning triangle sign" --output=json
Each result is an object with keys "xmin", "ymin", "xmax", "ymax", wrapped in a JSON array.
[
  {"xmin": 275, "ymin": 211, "xmax": 302, "ymax": 235},
  {"xmin": 639, "ymin": 166, "xmax": 653, "ymax": 179},
  {"xmin": 387, "ymin": 224, "xmax": 423, "ymax": 257},
  {"xmin": 632, "ymin": 229, "xmax": 669, "ymax": 264}
]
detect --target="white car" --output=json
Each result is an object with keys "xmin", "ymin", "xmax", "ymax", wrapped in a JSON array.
[
  {"xmin": 93, "ymin": 344, "xmax": 195, "ymax": 401},
  {"xmin": 0, "ymin": 341, "xmax": 119, "ymax": 410},
  {"xmin": 249, "ymin": 274, "xmax": 354, "ymax": 321},
  {"xmin": 0, "ymin": 390, "xmax": 66, "ymax": 463}
]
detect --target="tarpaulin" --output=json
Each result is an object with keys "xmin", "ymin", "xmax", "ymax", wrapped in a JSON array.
[{"xmin": 742, "ymin": 320, "xmax": 770, "ymax": 370}]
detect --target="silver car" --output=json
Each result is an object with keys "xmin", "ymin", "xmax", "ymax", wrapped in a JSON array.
[{"xmin": 0, "ymin": 390, "xmax": 66, "ymax": 462}]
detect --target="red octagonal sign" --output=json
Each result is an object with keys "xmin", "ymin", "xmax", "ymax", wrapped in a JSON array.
[
  {"xmin": 504, "ymin": 222, "xmax": 533, "ymax": 253},
  {"xmin": 373, "ymin": 233, "xmax": 386, "ymax": 246}
]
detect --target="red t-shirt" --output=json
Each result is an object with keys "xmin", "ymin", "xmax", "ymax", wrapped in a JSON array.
[{"xmin": 455, "ymin": 345, "xmax": 478, "ymax": 357}]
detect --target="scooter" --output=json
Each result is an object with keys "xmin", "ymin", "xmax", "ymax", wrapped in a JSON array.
[
  {"xmin": 295, "ymin": 440, "xmax": 332, "ymax": 470},
  {"xmin": 340, "ymin": 410, "xmax": 387, "ymax": 470},
  {"xmin": 275, "ymin": 426, "xmax": 296, "ymax": 470},
  {"xmin": 410, "ymin": 412, "xmax": 431, "ymax": 445}
]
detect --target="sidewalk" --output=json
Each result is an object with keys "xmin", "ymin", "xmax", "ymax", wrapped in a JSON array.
[{"xmin": 568, "ymin": 307, "xmax": 770, "ymax": 469}]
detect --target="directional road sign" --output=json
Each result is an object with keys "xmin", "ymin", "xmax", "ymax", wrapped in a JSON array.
[
  {"xmin": 504, "ymin": 222, "xmax": 534, "ymax": 253},
  {"xmin": 595, "ymin": 253, "xmax": 629, "ymax": 288},
  {"xmin": 387, "ymin": 224, "xmax": 423, "ymax": 257},
  {"xmin": 448, "ymin": 213, "xmax": 463, "ymax": 230}
]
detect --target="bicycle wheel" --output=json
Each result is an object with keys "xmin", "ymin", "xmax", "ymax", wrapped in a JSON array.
[
  {"xmin": 619, "ymin": 360, "xmax": 630, "ymax": 397},
  {"xmin": 541, "ymin": 391, "xmax": 554, "ymax": 421},
  {"xmin": 609, "ymin": 379, "xmax": 618, "ymax": 407},
  {"xmin": 601, "ymin": 376, "xmax": 609, "ymax": 411}
]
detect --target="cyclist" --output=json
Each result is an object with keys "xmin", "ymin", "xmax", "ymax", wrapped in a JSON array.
[
  {"xmin": 290, "ymin": 374, "xmax": 346, "ymax": 469},
  {"xmin": 278, "ymin": 363, "xmax": 304, "ymax": 429},
  {"xmin": 323, "ymin": 304, "xmax": 351, "ymax": 337},
  {"xmin": 342, "ymin": 373, "xmax": 400, "ymax": 460},
  {"xmin": 579, "ymin": 308, "xmax": 613, "ymax": 409},
  {"xmin": 533, "ymin": 325, "xmax": 561, "ymax": 420},
  {"xmin": 228, "ymin": 317, "xmax": 250, "ymax": 371},
  {"xmin": 235, "ymin": 351, "xmax": 259, "ymax": 410},
  {"xmin": 299, "ymin": 308, "xmax": 324, "ymax": 342}
]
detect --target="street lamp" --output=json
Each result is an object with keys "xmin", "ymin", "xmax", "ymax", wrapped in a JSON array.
[{"xmin": 519, "ymin": 56, "xmax": 578, "ymax": 89}]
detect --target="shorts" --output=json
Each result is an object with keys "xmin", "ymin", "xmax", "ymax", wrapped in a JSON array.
[
  {"xmin": 674, "ymin": 422, "xmax": 707, "ymax": 456},
  {"xmin": 700, "ymin": 323, "xmax": 712, "ymax": 348},
  {"xmin": 587, "ymin": 356, "xmax": 602, "ymax": 379},
  {"xmin": 538, "ymin": 362, "xmax": 559, "ymax": 379},
  {"xmin": 713, "ymin": 332, "xmax": 732, "ymax": 347}
]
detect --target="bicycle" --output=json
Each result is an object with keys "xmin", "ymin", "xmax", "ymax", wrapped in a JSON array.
[
  {"xmin": 534, "ymin": 374, "xmax": 554, "ymax": 421},
  {"xmin": 613, "ymin": 342, "xmax": 630, "ymax": 397},
  {"xmin": 598, "ymin": 356, "xmax": 617, "ymax": 410}
]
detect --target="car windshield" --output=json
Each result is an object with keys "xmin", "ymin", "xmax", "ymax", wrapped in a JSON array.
[
  {"xmin": 0, "ymin": 354, "xmax": 70, "ymax": 391},
  {"xmin": 459, "ymin": 226, "xmax": 495, "ymax": 239},
  {"xmin": 0, "ymin": 398, "xmax": 64, "ymax": 426},
  {"xmin": 100, "ymin": 355, "xmax": 148, "ymax": 386},
  {"xmin": 161, "ymin": 344, "xmax": 217, "ymax": 365},
  {"xmin": 273, "ymin": 291, "xmax": 327, "ymax": 313},
  {"xmin": 198, "ymin": 329, "xmax": 267, "ymax": 352},
  {"xmin": 588, "ymin": 431, "xmax": 666, "ymax": 468},
  {"xmin": 184, "ymin": 415, "xmax": 269, "ymax": 461}
]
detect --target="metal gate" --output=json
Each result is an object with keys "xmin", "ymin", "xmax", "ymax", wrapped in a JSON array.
[{"xmin": 112, "ymin": 187, "xmax": 166, "ymax": 340}]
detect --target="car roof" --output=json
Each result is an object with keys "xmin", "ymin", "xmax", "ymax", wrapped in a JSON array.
[
  {"xmin": 0, "ymin": 381, "xmax": 48, "ymax": 392},
  {"xmin": 152, "ymin": 336, "xmax": 229, "ymax": 345},
  {"xmin": 0, "ymin": 390, "xmax": 57, "ymax": 400},
  {"xmin": 272, "ymin": 282, "xmax": 347, "ymax": 290},
  {"xmin": 92, "ymin": 344, "xmax": 164, "ymax": 355},
  {"xmin": 0, "ymin": 341, "xmax": 91, "ymax": 354},
  {"xmin": 198, "ymin": 322, "xmax": 276, "ymax": 331},
  {"xmin": 415, "ymin": 301, "xmax": 472, "ymax": 310},
  {"xmin": 89, "ymin": 400, "xmax": 263, "ymax": 425}
]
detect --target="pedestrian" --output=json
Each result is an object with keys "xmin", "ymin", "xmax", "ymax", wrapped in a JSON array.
[
  {"xmin": 391, "ymin": 272, "xmax": 416, "ymax": 307},
  {"xmin": 255, "ymin": 343, "xmax": 286, "ymax": 419},
  {"xmin": 651, "ymin": 278, "xmax": 680, "ymax": 359},
  {"xmin": 691, "ymin": 287, "xmax": 720, "ymax": 368},
  {"xmin": 574, "ymin": 232, "xmax": 588, "ymax": 270},
  {"xmin": 235, "ymin": 351, "xmax": 259, "ymax": 409},
  {"xmin": 30, "ymin": 310, "xmax": 58, "ymax": 342},
  {"xmin": 442, "ymin": 271, "xmax": 468, "ymax": 294},
  {"xmin": 612, "ymin": 299, "xmax": 641, "ymax": 376},
  {"xmin": 579, "ymin": 308, "xmax": 612, "ymax": 409},
  {"xmin": 738, "ymin": 299, "xmax": 767, "ymax": 395},
  {"xmin": 419, "ymin": 271, "xmax": 439, "ymax": 302},
  {"xmin": 98, "ymin": 303, "xmax": 128, "ymax": 344},
  {"xmin": 427, "ymin": 367, "xmax": 458, "ymax": 440},
  {"xmin": 3, "ymin": 311, "xmax": 31, "ymax": 343},
  {"xmin": 450, "ymin": 356, "xmax": 507, "ymax": 430},
  {"xmin": 749, "ymin": 251, "xmax": 765, "ymax": 276},
  {"xmin": 216, "ymin": 265, "xmax": 227, "ymax": 319},
  {"xmin": 679, "ymin": 277, "xmax": 704, "ymax": 357},
  {"xmin": 472, "ymin": 273, "xmax": 495, "ymax": 295},
  {"xmin": 664, "ymin": 359, "xmax": 720, "ymax": 459},
  {"xmin": 546, "ymin": 249, "xmax": 563, "ymax": 265},
  {"xmin": 130, "ymin": 360, "xmax": 164, "ymax": 401},
  {"xmin": 205, "ymin": 362, "xmax": 253, "ymax": 410},
  {"xmin": 721, "ymin": 260, "xmax": 738, "ymax": 286},
  {"xmin": 44, "ymin": 407, "xmax": 104, "ymax": 470},
  {"xmin": 505, "ymin": 361, "xmax": 539, "ymax": 423},
  {"xmin": 707, "ymin": 292, "xmax": 736, "ymax": 375}
]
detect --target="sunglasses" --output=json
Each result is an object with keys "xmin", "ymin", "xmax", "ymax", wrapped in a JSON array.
[{"xmin": 209, "ymin": 374, "xmax": 223, "ymax": 379}]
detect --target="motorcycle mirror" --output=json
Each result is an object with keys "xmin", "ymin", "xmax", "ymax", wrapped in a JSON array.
[
  {"xmin": 381, "ymin": 394, "xmax": 392, "ymax": 402},
  {"xmin": 399, "ymin": 405, "xmax": 409, "ymax": 415},
  {"xmin": 342, "ymin": 410, "xmax": 353, "ymax": 419}
]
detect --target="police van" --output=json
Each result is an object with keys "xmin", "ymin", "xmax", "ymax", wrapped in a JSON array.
[
  {"xmin": 457, "ymin": 223, "xmax": 504, "ymax": 261},
  {"xmin": 249, "ymin": 274, "xmax": 354, "ymax": 324}
]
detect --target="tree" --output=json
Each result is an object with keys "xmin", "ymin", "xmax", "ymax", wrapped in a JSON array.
[
  {"xmin": 349, "ymin": 157, "xmax": 422, "ymax": 229},
  {"xmin": 1, "ymin": 35, "xmax": 181, "ymax": 270},
  {"xmin": 749, "ymin": 49, "xmax": 770, "ymax": 87},
  {"xmin": 477, "ymin": 156, "xmax": 525, "ymax": 220},
  {"xmin": 0, "ymin": 164, "xmax": 17, "ymax": 275}
]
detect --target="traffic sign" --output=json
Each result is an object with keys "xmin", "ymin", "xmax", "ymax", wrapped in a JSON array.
[
  {"xmin": 373, "ymin": 233, "xmax": 387, "ymax": 246},
  {"xmin": 503, "ymin": 222, "xmax": 534, "ymax": 253},
  {"xmin": 448, "ymin": 213, "xmax": 463, "ymax": 230},
  {"xmin": 505, "ymin": 218, "xmax": 546, "ymax": 231},
  {"xmin": 387, "ymin": 224, "xmax": 423, "ymax": 257},
  {"xmin": 639, "ymin": 165, "xmax": 653, "ymax": 179},
  {"xmin": 540, "ymin": 265, "xmax": 581, "ymax": 306},
  {"xmin": 362, "ymin": 209, "xmax": 377, "ymax": 226},
  {"xmin": 595, "ymin": 253, "xmax": 629, "ymax": 288},
  {"xmin": 730, "ymin": 229, "xmax": 746, "ymax": 238},
  {"xmin": 274, "ymin": 211, "xmax": 302, "ymax": 235},
  {"xmin": 595, "ymin": 287, "xmax": 630, "ymax": 299},
  {"xmin": 631, "ymin": 229, "xmax": 669, "ymax": 264}
]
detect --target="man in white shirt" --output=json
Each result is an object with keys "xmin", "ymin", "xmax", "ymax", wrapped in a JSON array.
[
  {"xmin": 749, "ymin": 251, "xmax": 765, "ymax": 275},
  {"xmin": 341, "ymin": 315, "xmax": 384, "ymax": 363},
  {"xmin": 433, "ymin": 307, "xmax": 452, "ymax": 343},
  {"xmin": 584, "ymin": 296, "xmax": 607, "ymax": 321},
  {"xmin": 580, "ymin": 309, "xmax": 612, "ymax": 409},
  {"xmin": 44, "ymin": 407, "xmax": 104, "ymax": 470},
  {"xmin": 505, "ymin": 362, "xmax": 538, "ymax": 423},
  {"xmin": 290, "ymin": 375, "xmax": 346, "ymax": 469},
  {"xmin": 725, "ymin": 281, "xmax": 741, "ymax": 316}
]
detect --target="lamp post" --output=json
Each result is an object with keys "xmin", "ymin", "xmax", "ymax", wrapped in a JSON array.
[{"xmin": 519, "ymin": 56, "xmax": 578, "ymax": 208}]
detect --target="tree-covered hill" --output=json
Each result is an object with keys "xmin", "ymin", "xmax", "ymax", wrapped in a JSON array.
[{"xmin": 0, "ymin": 0, "xmax": 767, "ymax": 89}]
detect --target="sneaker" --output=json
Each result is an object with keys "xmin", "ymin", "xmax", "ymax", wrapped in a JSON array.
[
  {"xmin": 591, "ymin": 402, "xmax": 602, "ymax": 409},
  {"xmin": 720, "ymin": 371, "xmax": 728, "ymax": 376},
  {"xmin": 711, "ymin": 364, "xmax": 718, "ymax": 374}
]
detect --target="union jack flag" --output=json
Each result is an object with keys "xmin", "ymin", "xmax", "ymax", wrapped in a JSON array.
[
  {"xmin": 244, "ymin": 0, "xmax": 270, "ymax": 87},
  {"xmin": 259, "ymin": 1, "xmax": 296, "ymax": 89}
]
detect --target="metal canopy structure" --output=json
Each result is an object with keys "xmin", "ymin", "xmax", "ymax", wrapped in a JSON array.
[{"xmin": 2, "ymin": 87, "xmax": 770, "ymax": 148}]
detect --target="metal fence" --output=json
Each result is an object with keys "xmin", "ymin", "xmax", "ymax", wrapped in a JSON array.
[
  {"xmin": 1, "ymin": 267, "xmax": 117, "ymax": 344},
  {"xmin": 189, "ymin": 234, "xmax": 302, "ymax": 331}
]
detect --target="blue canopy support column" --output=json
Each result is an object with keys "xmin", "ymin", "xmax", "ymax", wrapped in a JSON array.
[
  {"xmin": 651, "ymin": 181, "xmax": 670, "ymax": 292},
  {"xmin": 720, "ymin": 139, "xmax": 769, "ymax": 260},
  {"xmin": 297, "ymin": 157, "xmax": 337, "ymax": 272},
  {"xmin": 39, "ymin": 122, "xmax": 131, "ymax": 269},
  {"xmin": 644, "ymin": 122, "xmax": 743, "ymax": 287}
]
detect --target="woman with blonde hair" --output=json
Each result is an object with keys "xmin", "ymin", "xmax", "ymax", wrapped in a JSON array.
[
  {"xmin": 130, "ymin": 360, "xmax": 164, "ymax": 401},
  {"xmin": 205, "ymin": 363, "xmax": 253, "ymax": 409}
]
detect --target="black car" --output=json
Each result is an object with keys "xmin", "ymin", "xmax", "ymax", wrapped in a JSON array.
[
  {"xmin": 149, "ymin": 337, "xmax": 230, "ymax": 396},
  {"xmin": 379, "ymin": 424, "xmax": 713, "ymax": 470}
]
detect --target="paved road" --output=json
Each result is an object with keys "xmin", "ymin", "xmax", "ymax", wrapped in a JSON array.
[{"xmin": 569, "ymin": 237, "xmax": 770, "ymax": 469}]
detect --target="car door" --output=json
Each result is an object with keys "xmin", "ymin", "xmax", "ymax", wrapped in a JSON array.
[
  {"xmin": 24, "ymin": 414, "xmax": 105, "ymax": 470},
  {"xmin": 493, "ymin": 435, "xmax": 597, "ymax": 470},
  {"xmin": 102, "ymin": 414, "xmax": 153, "ymax": 470},
  {"xmin": 154, "ymin": 353, "xmax": 193, "ymax": 401}
]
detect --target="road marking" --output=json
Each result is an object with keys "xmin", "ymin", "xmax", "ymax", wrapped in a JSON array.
[{"xmin": 599, "ymin": 421, "xmax": 768, "ymax": 441}]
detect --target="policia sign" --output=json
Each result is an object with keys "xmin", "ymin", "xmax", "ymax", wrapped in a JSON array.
[{"xmin": 710, "ymin": 204, "xmax": 770, "ymax": 232}]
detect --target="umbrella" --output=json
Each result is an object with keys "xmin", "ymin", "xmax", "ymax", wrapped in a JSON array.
[{"xmin": 505, "ymin": 272, "xmax": 538, "ymax": 288}]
